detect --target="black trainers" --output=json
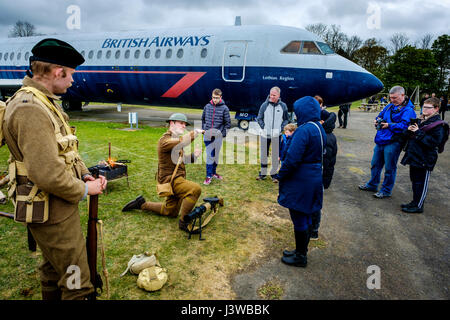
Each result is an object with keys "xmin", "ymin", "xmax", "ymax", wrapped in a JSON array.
[
  {"xmin": 402, "ymin": 206, "xmax": 423, "ymax": 214},
  {"xmin": 401, "ymin": 201, "xmax": 417, "ymax": 209},
  {"xmin": 122, "ymin": 195, "xmax": 145, "ymax": 212},
  {"xmin": 358, "ymin": 184, "xmax": 377, "ymax": 192}
]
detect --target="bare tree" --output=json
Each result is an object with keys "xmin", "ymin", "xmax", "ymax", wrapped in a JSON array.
[
  {"xmin": 416, "ymin": 34, "xmax": 434, "ymax": 49},
  {"xmin": 8, "ymin": 21, "xmax": 37, "ymax": 38},
  {"xmin": 343, "ymin": 35, "xmax": 363, "ymax": 60},
  {"xmin": 324, "ymin": 24, "xmax": 348, "ymax": 53},
  {"xmin": 305, "ymin": 23, "xmax": 328, "ymax": 40},
  {"xmin": 390, "ymin": 33, "xmax": 410, "ymax": 53}
]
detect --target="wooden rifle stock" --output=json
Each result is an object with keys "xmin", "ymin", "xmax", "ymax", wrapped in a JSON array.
[{"xmin": 86, "ymin": 167, "xmax": 103, "ymax": 299}]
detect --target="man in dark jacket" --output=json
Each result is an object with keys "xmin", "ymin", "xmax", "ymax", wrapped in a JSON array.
[
  {"xmin": 256, "ymin": 87, "xmax": 290, "ymax": 182},
  {"xmin": 277, "ymin": 96, "xmax": 326, "ymax": 267},
  {"xmin": 400, "ymin": 97, "xmax": 448, "ymax": 213},
  {"xmin": 338, "ymin": 103, "xmax": 350, "ymax": 128},
  {"xmin": 201, "ymin": 88, "xmax": 231, "ymax": 185},
  {"xmin": 359, "ymin": 86, "xmax": 416, "ymax": 198}
]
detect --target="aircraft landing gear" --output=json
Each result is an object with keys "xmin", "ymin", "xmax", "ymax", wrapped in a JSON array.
[
  {"xmin": 238, "ymin": 119, "xmax": 249, "ymax": 131},
  {"xmin": 62, "ymin": 99, "xmax": 82, "ymax": 111}
]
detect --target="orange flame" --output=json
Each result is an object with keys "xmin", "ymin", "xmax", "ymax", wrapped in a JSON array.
[{"xmin": 107, "ymin": 157, "xmax": 117, "ymax": 168}]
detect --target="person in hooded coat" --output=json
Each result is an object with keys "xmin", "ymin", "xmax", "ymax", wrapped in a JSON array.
[{"xmin": 277, "ymin": 96, "xmax": 326, "ymax": 267}]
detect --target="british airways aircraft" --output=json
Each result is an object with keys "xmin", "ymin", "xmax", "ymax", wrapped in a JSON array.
[{"xmin": 0, "ymin": 24, "xmax": 383, "ymax": 129}]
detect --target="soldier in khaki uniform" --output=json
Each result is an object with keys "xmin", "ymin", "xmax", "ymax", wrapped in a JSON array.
[
  {"xmin": 122, "ymin": 113, "xmax": 204, "ymax": 231},
  {"xmin": 3, "ymin": 39, "xmax": 106, "ymax": 300}
]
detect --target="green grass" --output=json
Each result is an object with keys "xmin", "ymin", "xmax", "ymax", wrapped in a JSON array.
[{"xmin": 0, "ymin": 120, "xmax": 297, "ymax": 300}]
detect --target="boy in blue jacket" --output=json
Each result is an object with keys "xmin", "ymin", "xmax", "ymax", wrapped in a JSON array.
[
  {"xmin": 279, "ymin": 123, "xmax": 296, "ymax": 162},
  {"xmin": 201, "ymin": 88, "xmax": 231, "ymax": 185}
]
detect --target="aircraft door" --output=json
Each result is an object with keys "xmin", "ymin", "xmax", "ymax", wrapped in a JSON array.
[{"xmin": 222, "ymin": 41, "xmax": 248, "ymax": 82}]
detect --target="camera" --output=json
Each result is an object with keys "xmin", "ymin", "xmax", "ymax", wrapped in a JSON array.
[
  {"xmin": 375, "ymin": 118, "xmax": 387, "ymax": 130},
  {"xmin": 410, "ymin": 118, "xmax": 419, "ymax": 126}
]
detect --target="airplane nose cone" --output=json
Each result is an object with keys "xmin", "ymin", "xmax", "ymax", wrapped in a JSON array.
[{"xmin": 363, "ymin": 72, "xmax": 384, "ymax": 97}]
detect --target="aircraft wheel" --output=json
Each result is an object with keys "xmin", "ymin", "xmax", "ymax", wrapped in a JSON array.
[
  {"xmin": 238, "ymin": 120, "xmax": 249, "ymax": 131},
  {"xmin": 62, "ymin": 99, "xmax": 82, "ymax": 111}
]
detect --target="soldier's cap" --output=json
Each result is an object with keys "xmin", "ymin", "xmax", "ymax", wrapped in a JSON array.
[
  {"xmin": 30, "ymin": 38, "xmax": 85, "ymax": 69},
  {"xmin": 166, "ymin": 113, "xmax": 191, "ymax": 126}
]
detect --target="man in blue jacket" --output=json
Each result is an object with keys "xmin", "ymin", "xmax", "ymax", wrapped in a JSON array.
[
  {"xmin": 359, "ymin": 86, "xmax": 417, "ymax": 198},
  {"xmin": 277, "ymin": 96, "xmax": 326, "ymax": 267}
]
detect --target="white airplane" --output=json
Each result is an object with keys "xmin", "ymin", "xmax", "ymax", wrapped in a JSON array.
[{"xmin": 0, "ymin": 23, "xmax": 383, "ymax": 129}]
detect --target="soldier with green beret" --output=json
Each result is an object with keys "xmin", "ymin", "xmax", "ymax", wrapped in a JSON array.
[
  {"xmin": 122, "ymin": 113, "xmax": 205, "ymax": 232},
  {"xmin": 2, "ymin": 38, "xmax": 107, "ymax": 300}
]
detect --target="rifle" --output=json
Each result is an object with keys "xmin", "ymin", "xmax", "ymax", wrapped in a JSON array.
[
  {"xmin": 0, "ymin": 211, "xmax": 36, "ymax": 252},
  {"xmin": 86, "ymin": 167, "xmax": 103, "ymax": 300}
]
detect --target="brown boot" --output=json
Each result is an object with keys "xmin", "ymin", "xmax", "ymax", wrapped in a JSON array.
[
  {"xmin": 41, "ymin": 281, "xmax": 61, "ymax": 300},
  {"xmin": 141, "ymin": 201, "xmax": 163, "ymax": 214}
]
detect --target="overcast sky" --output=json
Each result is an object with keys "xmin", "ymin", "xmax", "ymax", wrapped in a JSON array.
[{"xmin": 0, "ymin": 0, "xmax": 448, "ymax": 47}]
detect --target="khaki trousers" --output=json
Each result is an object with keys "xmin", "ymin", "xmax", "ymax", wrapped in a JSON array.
[
  {"xmin": 142, "ymin": 176, "xmax": 201, "ymax": 221},
  {"xmin": 28, "ymin": 211, "xmax": 94, "ymax": 300}
]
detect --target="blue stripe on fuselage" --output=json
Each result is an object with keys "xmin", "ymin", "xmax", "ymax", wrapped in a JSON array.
[{"xmin": 0, "ymin": 65, "xmax": 383, "ymax": 113}]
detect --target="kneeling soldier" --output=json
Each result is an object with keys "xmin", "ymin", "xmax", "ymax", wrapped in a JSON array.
[
  {"xmin": 3, "ymin": 38, "xmax": 106, "ymax": 299},
  {"xmin": 122, "ymin": 113, "xmax": 203, "ymax": 231}
]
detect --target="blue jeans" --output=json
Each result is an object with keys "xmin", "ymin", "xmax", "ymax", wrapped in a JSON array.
[
  {"xmin": 366, "ymin": 142, "xmax": 402, "ymax": 195},
  {"xmin": 204, "ymin": 137, "xmax": 222, "ymax": 178}
]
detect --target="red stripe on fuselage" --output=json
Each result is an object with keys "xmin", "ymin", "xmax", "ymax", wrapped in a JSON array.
[{"xmin": 0, "ymin": 69, "xmax": 207, "ymax": 99}]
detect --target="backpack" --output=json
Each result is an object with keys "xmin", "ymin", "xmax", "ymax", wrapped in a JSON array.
[{"xmin": 421, "ymin": 120, "xmax": 449, "ymax": 153}]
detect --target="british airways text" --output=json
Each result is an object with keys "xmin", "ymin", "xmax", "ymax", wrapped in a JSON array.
[{"xmin": 101, "ymin": 35, "xmax": 211, "ymax": 49}]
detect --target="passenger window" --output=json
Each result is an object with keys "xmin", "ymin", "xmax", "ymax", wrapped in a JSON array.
[
  {"xmin": 25, "ymin": 52, "xmax": 29, "ymax": 61},
  {"xmin": 201, "ymin": 48, "xmax": 207, "ymax": 58},
  {"xmin": 281, "ymin": 41, "xmax": 301, "ymax": 53},
  {"xmin": 88, "ymin": 50, "xmax": 94, "ymax": 59},
  {"xmin": 0, "ymin": 53, "xmax": 2, "ymax": 60},
  {"xmin": 177, "ymin": 49, "xmax": 183, "ymax": 58},
  {"xmin": 81, "ymin": 50, "xmax": 85, "ymax": 57},
  {"xmin": 17, "ymin": 52, "xmax": 21, "ymax": 60},
  {"xmin": 301, "ymin": 41, "xmax": 321, "ymax": 54},
  {"xmin": 106, "ymin": 50, "xmax": 111, "ymax": 59},
  {"xmin": 134, "ymin": 50, "xmax": 140, "ymax": 59},
  {"xmin": 144, "ymin": 49, "xmax": 151, "ymax": 59},
  {"xmin": 166, "ymin": 49, "xmax": 172, "ymax": 58},
  {"xmin": 97, "ymin": 50, "xmax": 102, "ymax": 59},
  {"xmin": 115, "ymin": 50, "xmax": 121, "ymax": 59},
  {"xmin": 155, "ymin": 49, "xmax": 161, "ymax": 59},
  {"xmin": 125, "ymin": 50, "xmax": 130, "ymax": 59},
  {"xmin": 10, "ymin": 52, "xmax": 14, "ymax": 60},
  {"xmin": 4, "ymin": 53, "xmax": 8, "ymax": 61}
]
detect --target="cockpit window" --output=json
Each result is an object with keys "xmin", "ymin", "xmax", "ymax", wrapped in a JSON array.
[
  {"xmin": 316, "ymin": 42, "xmax": 335, "ymax": 54},
  {"xmin": 281, "ymin": 41, "xmax": 301, "ymax": 53},
  {"xmin": 301, "ymin": 41, "xmax": 321, "ymax": 54}
]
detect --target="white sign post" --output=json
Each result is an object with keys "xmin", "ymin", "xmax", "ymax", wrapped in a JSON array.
[{"xmin": 128, "ymin": 112, "xmax": 138, "ymax": 129}]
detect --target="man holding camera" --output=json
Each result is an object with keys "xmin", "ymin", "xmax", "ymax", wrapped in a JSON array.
[
  {"xmin": 122, "ymin": 113, "xmax": 204, "ymax": 232},
  {"xmin": 359, "ymin": 86, "xmax": 416, "ymax": 198}
]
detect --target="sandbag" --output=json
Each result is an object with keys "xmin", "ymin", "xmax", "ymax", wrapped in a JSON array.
[{"xmin": 137, "ymin": 266, "xmax": 168, "ymax": 292}]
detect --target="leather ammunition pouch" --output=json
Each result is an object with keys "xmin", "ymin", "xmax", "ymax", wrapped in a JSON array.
[
  {"xmin": 156, "ymin": 154, "xmax": 182, "ymax": 197},
  {"xmin": 8, "ymin": 161, "xmax": 49, "ymax": 223}
]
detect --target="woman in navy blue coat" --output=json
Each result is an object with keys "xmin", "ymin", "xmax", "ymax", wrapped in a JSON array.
[{"xmin": 277, "ymin": 96, "xmax": 326, "ymax": 267}]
